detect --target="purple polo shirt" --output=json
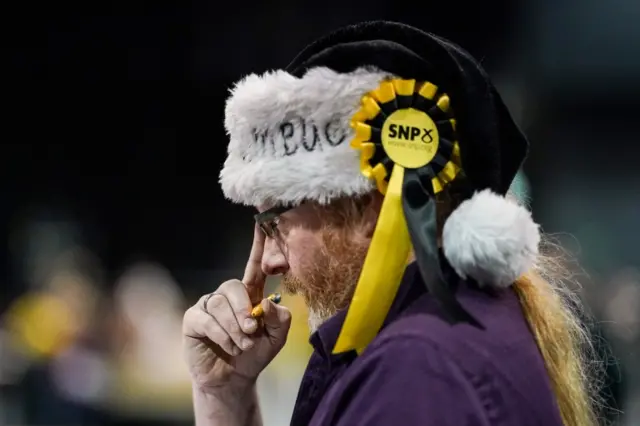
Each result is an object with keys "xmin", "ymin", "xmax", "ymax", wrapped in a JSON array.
[{"xmin": 289, "ymin": 262, "xmax": 563, "ymax": 425}]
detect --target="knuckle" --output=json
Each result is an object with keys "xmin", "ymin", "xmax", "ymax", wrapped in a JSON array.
[
  {"xmin": 217, "ymin": 279, "xmax": 242, "ymax": 293},
  {"xmin": 206, "ymin": 294, "xmax": 226, "ymax": 310},
  {"xmin": 182, "ymin": 307, "xmax": 202, "ymax": 335},
  {"xmin": 182, "ymin": 307, "xmax": 195, "ymax": 326}
]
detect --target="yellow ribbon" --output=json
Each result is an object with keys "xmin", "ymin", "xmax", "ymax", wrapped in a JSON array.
[{"xmin": 333, "ymin": 163, "xmax": 412, "ymax": 354}]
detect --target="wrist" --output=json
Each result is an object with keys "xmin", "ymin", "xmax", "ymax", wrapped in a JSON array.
[
  {"xmin": 193, "ymin": 382, "xmax": 261, "ymax": 426},
  {"xmin": 193, "ymin": 379, "xmax": 255, "ymax": 405},
  {"xmin": 193, "ymin": 374, "xmax": 256, "ymax": 398}
]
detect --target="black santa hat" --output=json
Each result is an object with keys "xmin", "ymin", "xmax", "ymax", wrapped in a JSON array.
[{"xmin": 220, "ymin": 21, "xmax": 540, "ymax": 354}]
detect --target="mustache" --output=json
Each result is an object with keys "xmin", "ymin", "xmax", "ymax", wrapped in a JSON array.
[{"xmin": 282, "ymin": 272, "xmax": 304, "ymax": 294}]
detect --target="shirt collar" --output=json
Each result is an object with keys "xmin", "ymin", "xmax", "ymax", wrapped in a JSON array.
[{"xmin": 309, "ymin": 262, "xmax": 423, "ymax": 362}]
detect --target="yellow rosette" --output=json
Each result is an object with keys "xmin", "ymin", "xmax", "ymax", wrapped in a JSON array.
[{"xmin": 333, "ymin": 78, "xmax": 466, "ymax": 355}]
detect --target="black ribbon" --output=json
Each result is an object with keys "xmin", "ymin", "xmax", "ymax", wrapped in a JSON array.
[{"xmin": 402, "ymin": 169, "xmax": 480, "ymax": 326}]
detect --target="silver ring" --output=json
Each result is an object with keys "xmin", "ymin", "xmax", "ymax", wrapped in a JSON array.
[{"xmin": 202, "ymin": 292, "xmax": 216, "ymax": 312}]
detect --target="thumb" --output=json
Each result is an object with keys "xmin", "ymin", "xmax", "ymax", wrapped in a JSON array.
[{"xmin": 261, "ymin": 299, "xmax": 291, "ymax": 342}]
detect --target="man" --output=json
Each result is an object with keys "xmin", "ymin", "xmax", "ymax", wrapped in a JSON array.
[{"xmin": 182, "ymin": 21, "xmax": 600, "ymax": 425}]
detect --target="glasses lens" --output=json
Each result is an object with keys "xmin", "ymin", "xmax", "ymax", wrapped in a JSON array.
[{"xmin": 255, "ymin": 205, "xmax": 292, "ymax": 238}]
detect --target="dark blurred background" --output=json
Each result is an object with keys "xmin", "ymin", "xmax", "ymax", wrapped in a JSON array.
[{"xmin": 1, "ymin": 1, "xmax": 638, "ymax": 425}]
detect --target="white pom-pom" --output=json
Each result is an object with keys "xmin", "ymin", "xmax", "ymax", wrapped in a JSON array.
[{"xmin": 442, "ymin": 189, "xmax": 540, "ymax": 288}]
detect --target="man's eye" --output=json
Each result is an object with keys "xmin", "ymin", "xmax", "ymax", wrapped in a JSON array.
[
  {"xmin": 269, "ymin": 220, "xmax": 280, "ymax": 234},
  {"xmin": 260, "ymin": 219, "xmax": 280, "ymax": 238}
]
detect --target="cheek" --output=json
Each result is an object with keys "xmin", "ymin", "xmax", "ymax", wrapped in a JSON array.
[{"xmin": 283, "ymin": 226, "xmax": 322, "ymax": 275}]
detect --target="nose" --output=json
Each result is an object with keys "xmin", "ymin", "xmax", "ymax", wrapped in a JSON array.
[{"xmin": 261, "ymin": 237, "xmax": 289, "ymax": 276}]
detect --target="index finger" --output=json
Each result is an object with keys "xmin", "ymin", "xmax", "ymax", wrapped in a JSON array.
[{"xmin": 242, "ymin": 224, "xmax": 267, "ymax": 302}]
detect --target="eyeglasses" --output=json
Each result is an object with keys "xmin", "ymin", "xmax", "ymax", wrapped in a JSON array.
[{"xmin": 254, "ymin": 205, "xmax": 293, "ymax": 238}]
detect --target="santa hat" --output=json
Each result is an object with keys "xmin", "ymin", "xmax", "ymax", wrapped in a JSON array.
[{"xmin": 220, "ymin": 21, "xmax": 540, "ymax": 354}]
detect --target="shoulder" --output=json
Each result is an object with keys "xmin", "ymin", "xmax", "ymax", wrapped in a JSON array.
[
  {"xmin": 314, "ymin": 331, "xmax": 485, "ymax": 426},
  {"xmin": 314, "ymin": 288, "xmax": 558, "ymax": 426},
  {"xmin": 373, "ymin": 287, "xmax": 549, "ymax": 394},
  {"xmin": 355, "ymin": 325, "xmax": 463, "ymax": 379},
  {"xmin": 349, "ymin": 328, "xmax": 469, "ymax": 387},
  {"xmin": 340, "ymin": 289, "xmax": 558, "ymax": 425},
  {"xmin": 377, "ymin": 285, "xmax": 543, "ymax": 374}
]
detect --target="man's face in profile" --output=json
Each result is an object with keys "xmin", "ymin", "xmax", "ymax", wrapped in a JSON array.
[{"xmin": 256, "ymin": 195, "xmax": 380, "ymax": 331}]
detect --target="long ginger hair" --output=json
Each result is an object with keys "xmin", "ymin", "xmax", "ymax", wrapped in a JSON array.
[{"xmin": 513, "ymin": 238, "xmax": 603, "ymax": 426}]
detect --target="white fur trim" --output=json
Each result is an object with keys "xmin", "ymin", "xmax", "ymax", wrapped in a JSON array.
[
  {"xmin": 442, "ymin": 189, "xmax": 540, "ymax": 288},
  {"xmin": 221, "ymin": 67, "xmax": 391, "ymax": 206}
]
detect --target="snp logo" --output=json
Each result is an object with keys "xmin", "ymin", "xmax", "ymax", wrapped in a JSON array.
[{"xmin": 388, "ymin": 124, "xmax": 434, "ymax": 143}]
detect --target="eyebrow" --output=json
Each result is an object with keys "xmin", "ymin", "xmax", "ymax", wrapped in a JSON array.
[{"xmin": 254, "ymin": 205, "xmax": 292, "ymax": 224}]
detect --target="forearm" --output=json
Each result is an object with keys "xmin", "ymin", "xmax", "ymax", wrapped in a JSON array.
[{"xmin": 193, "ymin": 384, "xmax": 262, "ymax": 426}]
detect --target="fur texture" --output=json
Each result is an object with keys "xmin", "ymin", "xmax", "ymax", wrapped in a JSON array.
[
  {"xmin": 442, "ymin": 189, "xmax": 541, "ymax": 288},
  {"xmin": 221, "ymin": 67, "xmax": 390, "ymax": 206}
]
